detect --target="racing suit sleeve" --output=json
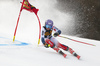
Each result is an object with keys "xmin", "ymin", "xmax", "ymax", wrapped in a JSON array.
[
  {"xmin": 41, "ymin": 27, "xmax": 46, "ymax": 45},
  {"xmin": 52, "ymin": 26, "xmax": 61, "ymax": 34}
]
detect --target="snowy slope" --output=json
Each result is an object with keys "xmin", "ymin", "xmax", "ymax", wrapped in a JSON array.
[
  {"xmin": 0, "ymin": 0, "xmax": 100, "ymax": 66},
  {"xmin": 0, "ymin": 34, "xmax": 100, "ymax": 66}
]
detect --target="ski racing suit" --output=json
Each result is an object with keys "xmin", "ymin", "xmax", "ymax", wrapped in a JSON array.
[
  {"xmin": 41, "ymin": 26, "xmax": 69, "ymax": 51},
  {"xmin": 41, "ymin": 26, "xmax": 80, "ymax": 59}
]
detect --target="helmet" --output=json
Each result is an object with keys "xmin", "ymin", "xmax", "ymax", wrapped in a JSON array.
[{"xmin": 45, "ymin": 19, "xmax": 53, "ymax": 29}]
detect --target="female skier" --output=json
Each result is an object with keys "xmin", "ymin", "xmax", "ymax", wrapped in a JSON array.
[{"xmin": 41, "ymin": 19, "xmax": 80, "ymax": 59}]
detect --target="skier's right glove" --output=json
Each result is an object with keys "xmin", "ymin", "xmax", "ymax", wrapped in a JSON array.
[
  {"xmin": 54, "ymin": 32, "xmax": 59, "ymax": 37},
  {"xmin": 44, "ymin": 43, "xmax": 50, "ymax": 48}
]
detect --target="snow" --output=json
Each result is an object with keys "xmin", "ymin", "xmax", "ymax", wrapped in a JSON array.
[{"xmin": 0, "ymin": 0, "xmax": 100, "ymax": 66}]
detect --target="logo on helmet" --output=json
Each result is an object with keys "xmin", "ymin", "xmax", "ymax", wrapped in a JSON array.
[{"xmin": 48, "ymin": 23, "xmax": 52, "ymax": 25}]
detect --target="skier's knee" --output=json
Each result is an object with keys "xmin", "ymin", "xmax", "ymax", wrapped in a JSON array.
[
  {"xmin": 66, "ymin": 46, "xmax": 69, "ymax": 51},
  {"xmin": 61, "ymin": 44, "xmax": 69, "ymax": 51},
  {"xmin": 51, "ymin": 44, "xmax": 55, "ymax": 48}
]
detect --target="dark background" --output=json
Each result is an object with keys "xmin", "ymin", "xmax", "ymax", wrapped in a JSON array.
[{"xmin": 56, "ymin": 0, "xmax": 100, "ymax": 40}]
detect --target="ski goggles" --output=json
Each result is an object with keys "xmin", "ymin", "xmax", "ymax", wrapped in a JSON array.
[{"xmin": 46, "ymin": 25, "xmax": 52, "ymax": 29}]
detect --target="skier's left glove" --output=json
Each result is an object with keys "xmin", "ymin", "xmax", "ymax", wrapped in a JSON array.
[
  {"xmin": 54, "ymin": 33, "xmax": 59, "ymax": 37},
  {"xmin": 44, "ymin": 43, "xmax": 50, "ymax": 48}
]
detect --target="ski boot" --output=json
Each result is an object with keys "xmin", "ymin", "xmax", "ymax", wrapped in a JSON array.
[
  {"xmin": 53, "ymin": 47, "xmax": 67, "ymax": 58},
  {"xmin": 73, "ymin": 52, "xmax": 81, "ymax": 59},
  {"xmin": 68, "ymin": 48, "xmax": 81, "ymax": 59}
]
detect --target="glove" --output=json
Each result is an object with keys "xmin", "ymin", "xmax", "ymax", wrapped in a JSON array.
[
  {"xmin": 54, "ymin": 33, "xmax": 59, "ymax": 37},
  {"xmin": 44, "ymin": 43, "xmax": 50, "ymax": 48}
]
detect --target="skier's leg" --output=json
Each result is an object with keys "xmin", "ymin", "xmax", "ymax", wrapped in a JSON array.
[
  {"xmin": 53, "ymin": 47, "xmax": 67, "ymax": 58},
  {"xmin": 45, "ymin": 38, "xmax": 67, "ymax": 58},
  {"xmin": 58, "ymin": 44, "xmax": 74, "ymax": 54},
  {"xmin": 46, "ymin": 37, "xmax": 80, "ymax": 59},
  {"xmin": 45, "ymin": 38, "xmax": 55, "ymax": 48},
  {"xmin": 58, "ymin": 43, "xmax": 80, "ymax": 59},
  {"xmin": 58, "ymin": 43, "xmax": 69, "ymax": 51}
]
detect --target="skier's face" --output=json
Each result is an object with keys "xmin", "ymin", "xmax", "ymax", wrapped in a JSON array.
[
  {"xmin": 45, "ymin": 25, "xmax": 52, "ymax": 30},
  {"xmin": 46, "ymin": 28, "xmax": 50, "ymax": 30}
]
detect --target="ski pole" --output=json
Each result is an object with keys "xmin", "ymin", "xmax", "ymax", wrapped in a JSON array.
[{"xmin": 58, "ymin": 35, "xmax": 96, "ymax": 46}]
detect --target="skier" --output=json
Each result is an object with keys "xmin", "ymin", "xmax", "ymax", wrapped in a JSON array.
[{"xmin": 41, "ymin": 19, "xmax": 80, "ymax": 59}]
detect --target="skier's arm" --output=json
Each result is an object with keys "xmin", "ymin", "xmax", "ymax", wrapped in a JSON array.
[
  {"xmin": 41, "ymin": 36, "xmax": 47, "ymax": 45},
  {"xmin": 41, "ymin": 31, "xmax": 50, "ymax": 48},
  {"xmin": 53, "ymin": 26, "xmax": 61, "ymax": 34},
  {"xmin": 41, "ymin": 27, "xmax": 50, "ymax": 48},
  {"xmin": 41, "ymin": 28, "xmax": 46, "ymax": 45},
  {"xmin": 41, "ymin": 37, "xmax": 45, "ymax": 44},
  {"xmin": 53, "ymin": 26, "xmax": 61, "ymax": 37}
]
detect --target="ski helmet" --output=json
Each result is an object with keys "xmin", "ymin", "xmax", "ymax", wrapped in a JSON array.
[{"xmin": 45, "ymin": 19, "xmax": 53, "ymax": 29}]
